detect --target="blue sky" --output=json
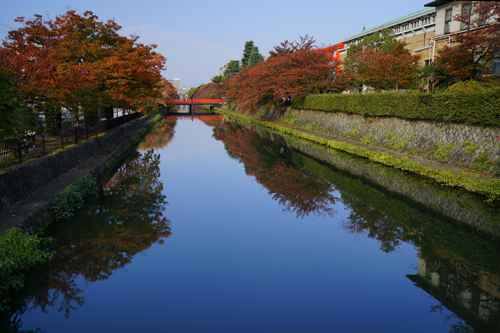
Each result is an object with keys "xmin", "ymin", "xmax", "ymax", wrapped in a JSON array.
[{"xmin": 1, "ymin": 0, "xmax": 433, "ymax": 87}]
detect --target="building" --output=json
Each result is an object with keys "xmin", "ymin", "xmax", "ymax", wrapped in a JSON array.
[
  {"xmin": 338, "ymin": 1, "xmax": 499, "ymax": 74},
  {"xmin": 168, "ymin": 78, "xmax": 181, "ymax": 92},
  {"xmin": 339, "ymin": 7, "xmax": 436, "ymax": 67},
  {"xmin": 219, "ymin": 60, "xmax": 239, "ymax": 76}
]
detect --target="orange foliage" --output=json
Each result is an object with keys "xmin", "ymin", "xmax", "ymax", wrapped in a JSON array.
[
  {"xmin": 219, "ymin": 36, "xmax": 350, "ymax": 112},
  {"xmin": 0, "ymin": 11, "xmax": 166, "ymax": 115}
]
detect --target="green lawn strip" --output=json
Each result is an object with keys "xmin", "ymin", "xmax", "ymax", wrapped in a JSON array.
[{"xmin": 216, "ymin": 108, "xmax": 500, "ymax": 202}]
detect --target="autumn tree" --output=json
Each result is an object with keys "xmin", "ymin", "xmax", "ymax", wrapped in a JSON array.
[
  {"xmin": 192, "ymin": 83, "xmax": 217, "ymax": 99},
  {"xmin": 433, "ymin": 45, "xmax": 477, "ymax": 86},
  {"xmin": 345, "ymin": 29, "xmax": 420, "ymax": 91},
  {"xmin": 156, "ymin": 79, "xmax": 178, "ymax": 106},
  {"xmin": 0, "ymin": 65, "xmax": 38, "ymax": 141},
  {"xmin": 432, "ymin": 1, "xmax": 500, "ymax": 84},
  {"xmin": 453, "ymin": 1, "xmax": 500, "ymax": 70},
  {"xmin": 220, "ymin": 36, "xmax": 349, "ymax": 112},
  {"xmin": 0, "ymin": 11, "xmax": 166, "ymax": 128}
]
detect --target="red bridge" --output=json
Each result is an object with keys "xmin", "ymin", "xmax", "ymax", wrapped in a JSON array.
[{"xmin": 172, "ymin": 99, "xmax": 224, "ymax": 105}]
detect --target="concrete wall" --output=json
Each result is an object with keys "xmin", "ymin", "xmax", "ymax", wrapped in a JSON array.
[{"xmin": 0, "ymin": 117, "xmax": 146, "ymax": 213}]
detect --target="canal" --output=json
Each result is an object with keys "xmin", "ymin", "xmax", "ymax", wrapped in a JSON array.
[{"xmin": 3, "ymin": 114, "xmax": 500, "ymax": 332}]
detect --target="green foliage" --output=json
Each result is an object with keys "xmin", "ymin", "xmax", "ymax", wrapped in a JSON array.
[
  {"xmin": 223, "ymin": 60, "xmax": 240, "ymax": 80},
  {"xmin": 346, "ymin": 28, "xmax": 396, "ymax": 56},
  {"xmin": 462, "ymin": 140, "xmax": 479, "ymax": 154},
  {"xmin": 187, "ymin": 86, "xmax": 202, "ymax": 99},
  {"xmin": 0, "ymin": 67, "xmax": 37, "ymax": 142},
  {"xmin": 349, "ymin": 124, "xmax": 359, "ymax": 137},
  {"xmin": 384, "ymin": 131, "xmax": 416, "ymax": 151},
  {"xmin": 240, "ymin": 41, "xmax": 255, "ymax": 69},
  {"xmin": 48, "ymin": 174, "xmax": 96, "ymax": 222},
  {"xmin": 292, "ymin": 88, "xmax": 500, "ymax": 127},
  {"xmin": 0, "ymin": 227, "xmax": 54, "ymax": 310},
  {"xmin": 447, "ymin": 80, "xmax": 485, "ymax": 93},
  {"xmin": 211, "ymin": 75, "xmax": 223, "ymax": 84},
  {"xmin": 431, "ymin": 141, "xmax": 455, "ymax": 163},
  {"xmin": 248, "ymin": 46, "xmax": 264, "ymax": 68}
]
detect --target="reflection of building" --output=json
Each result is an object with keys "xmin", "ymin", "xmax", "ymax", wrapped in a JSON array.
[
  {"xmin": 338, "ymin": 1, "xmax": 499, "ymax": 74},
  {"xmin": 407, "ymin": 254, "xmax": 500, "ymax": 331}
]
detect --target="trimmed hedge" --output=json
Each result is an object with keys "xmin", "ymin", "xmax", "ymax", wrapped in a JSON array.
[{"xmin": 292, "ymin": 88, "xmax": 500, "ymax": 126}]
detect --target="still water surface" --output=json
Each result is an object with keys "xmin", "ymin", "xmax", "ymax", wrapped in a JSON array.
[{"xmin": 6, "ymin": 116, "xmax": 500, "ymax": 332}]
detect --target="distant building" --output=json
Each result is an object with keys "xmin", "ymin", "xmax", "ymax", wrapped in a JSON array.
[
  {"xmin": 168, "ymin": 78, "xmax": 181, "ymax": 92},
  {"xmin": 219, "ymin": 61, "xmax": 240, "ymax": 76}
]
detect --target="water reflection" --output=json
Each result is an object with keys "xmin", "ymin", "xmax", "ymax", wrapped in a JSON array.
[
  {"xmin": 214, "ymin": 118, "xmax": 500, "ymax": 331},
  {"xmin": 211, "ymin": 121, "xmax": 339, "ymax": 218},
  {"xmin": 138, "ymin": 117, "xmax": 177, "ymax": 150},
  {"xmin": 4, "ymin": 116, "xmax": 500, "ymax": 332},
  {"xmin": 2, "ymin": 149, "xmax": 170, "ymax": 329}
]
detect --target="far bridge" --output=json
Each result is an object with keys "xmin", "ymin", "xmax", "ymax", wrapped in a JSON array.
[{"xmin": 172, "ymin": 99, "xmax": 224, "ymax": 105}]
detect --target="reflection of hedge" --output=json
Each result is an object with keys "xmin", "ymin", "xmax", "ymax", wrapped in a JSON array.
[
  {"xmin": 292, "ymin": 88, "xmax": 500, "ymax": 126},
  {"xmin": 245, "ymin": 120, "xmax": 500, "ymax": 276},
  {"xmin": 218, "ymin": 108, "xmax": 500, "ymax": 201}
]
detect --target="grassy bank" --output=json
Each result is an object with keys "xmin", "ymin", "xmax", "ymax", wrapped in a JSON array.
[{"xmin": 216, "ymin": 108, "xmax": 500, "ymax": 202}]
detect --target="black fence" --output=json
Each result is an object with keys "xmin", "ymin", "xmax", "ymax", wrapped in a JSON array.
[{"xmin": 0, "ymin": 112, "xmax": 143, "ymax": 170}]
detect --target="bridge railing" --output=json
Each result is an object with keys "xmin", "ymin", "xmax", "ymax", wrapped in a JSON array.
[{"xmin": 172, "ymin": 99, "xmax": 224, "ymax": 104}]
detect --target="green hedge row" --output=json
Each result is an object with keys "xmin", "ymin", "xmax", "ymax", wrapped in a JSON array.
[{"xmin": 292, "ymin": 88, "xmax": 500, "ymax": 126}]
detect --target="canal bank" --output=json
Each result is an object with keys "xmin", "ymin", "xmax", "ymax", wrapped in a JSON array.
[
  {"xmin": 216, "ymin": 107, "xmax": 500, "ymax": 202},
  {"xmin": 0, "ymin": 115, "xmax": 158, "ymax": 235}
]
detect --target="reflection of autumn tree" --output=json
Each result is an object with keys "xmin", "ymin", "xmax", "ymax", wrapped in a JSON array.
[
  {"xmin": 212, "ymin": 122, "xmax": 338, "ymax": 218},
  {"xmin": 341, "ymin": 195, "xmax": 405, "ymax": 253},
  {"xmin": 27, "ymin": 150, "xmax": 170, "ymax": 318},
  {"xmin": 138, "ymin": 117, "xmax": 177, "ymax": 150}
]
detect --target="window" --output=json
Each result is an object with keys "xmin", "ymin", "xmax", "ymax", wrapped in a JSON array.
[
  {"xmin": 445, "ymin": 8, "xmax": 453, "ymax": 33},
  {"xmin": 493, "ymin": 60, "xmax": 500, "ymax": 74},
  {"xmin": 461, "ymin": 3, "xmax": 472, "ymax": 31}
]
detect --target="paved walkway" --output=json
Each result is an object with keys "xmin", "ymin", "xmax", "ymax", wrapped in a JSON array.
[{"xmin": 0, "ymin": 120, "xmax": 146, "ymax": 235}]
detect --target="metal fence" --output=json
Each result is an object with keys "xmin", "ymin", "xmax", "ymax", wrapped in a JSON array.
[{"xmin": 0, "ymin": 112, "xmax": 143, "ymax": 169}]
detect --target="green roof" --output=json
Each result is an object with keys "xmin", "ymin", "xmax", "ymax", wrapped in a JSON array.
[{"xmin": 342, "ymin": 7, "xmax": 435, "ymax": 42}]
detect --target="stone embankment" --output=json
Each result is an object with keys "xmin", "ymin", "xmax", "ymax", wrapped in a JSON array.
[
  {"xmin": 257, "ymin": 106, "xmax": 500, "ymax": 176},
  {"xmin": 0, "ymin": 116, "xmax": 151, "ymax": 234}
]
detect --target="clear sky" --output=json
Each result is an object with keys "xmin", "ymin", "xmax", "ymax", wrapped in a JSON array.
[{"xmin": 1, "ymin": 0, "xmax": 433, "ymax": 88}]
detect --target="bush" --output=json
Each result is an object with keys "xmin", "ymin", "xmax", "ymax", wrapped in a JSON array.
[
  {"xmin": 447, "ymin": 80, "xmax": 485, "ymax": 93},
  {"xmin": 48, "ymin": 174, "xmax": 96, "ymax": 222},
  {"xmin": 0, "ymin": 227, "xmax": 54, "ymax": 310},
  {"xmin": 292, "ymin": 88, "xmax": 500, "ymax": 126}
]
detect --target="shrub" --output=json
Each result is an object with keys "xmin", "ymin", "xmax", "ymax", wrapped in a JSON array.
[
  {"xmin": 48, "ymin": 174, "xmax": 96, "ymax": 222},
  {"xmin": 0, "ymin": 227, "xmax": 54, "ymax": 310}
]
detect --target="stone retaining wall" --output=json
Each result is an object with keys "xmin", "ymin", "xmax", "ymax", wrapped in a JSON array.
[
  {"xmin": 242, "ymin": 119, "xmax": 500, "ymax": 236},
  {"xmin": 0, "ymin": 117, "xmax": 146, "ymax": 213},
  {"xmin": 266, "ymin": 108, "xmax": 500, "ymax": 176}
]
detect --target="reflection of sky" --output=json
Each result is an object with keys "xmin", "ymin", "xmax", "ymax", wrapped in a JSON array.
[
  {"xmin": 155, "ymin": 118, "xmax": 226, "ymax": 162},
  {"xmin": 19, "ymin": 118, "xmax": 464, "ymax": 332}
]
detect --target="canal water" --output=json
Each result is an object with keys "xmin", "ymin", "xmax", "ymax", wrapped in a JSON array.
[{"xmin": 3, "ymin": 115, "xmax": 500, "ymax": 332}]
